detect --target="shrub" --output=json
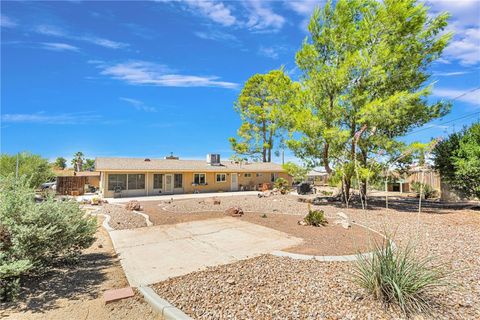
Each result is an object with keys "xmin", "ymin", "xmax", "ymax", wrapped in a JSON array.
[
  {"xmin": 274, "ymin": 177, "xmax": 290, "ymax": 194},
  {"xmin": 411, "ymin": 182, "xmax": 436, "ymax": 199},
  {"xmin": 304, "ymin": 209, "xmax": 328, "ymax": 226},
  {"xmin": 352, "ymin": 237, "xmax": 448, "ymax": 315},
  {"xmin": 0, "ymin": 175, "xmax": 97, "ymax": 301}
]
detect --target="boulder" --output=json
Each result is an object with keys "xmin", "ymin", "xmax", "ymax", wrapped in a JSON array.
[
  {"xmin": 125, "ymin": 200, "xmax": 142, "ymax": 211},
  {"xmin": 225, "ymin": 207, "xmax": 244, "ymax": 217}
]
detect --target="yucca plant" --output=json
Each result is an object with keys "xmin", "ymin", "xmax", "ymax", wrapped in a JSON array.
[{"xmin": 352, "ymin": 237, "xmax": 448, "ymax": 315}]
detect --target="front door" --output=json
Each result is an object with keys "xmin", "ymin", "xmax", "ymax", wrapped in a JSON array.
[
  {"xmin": 231, "ymin": 173, "xmax": 238, "ymax": 191},
  {"xmin": 165, "ymin": 174, "xmax": 173, "ymax": 193}
]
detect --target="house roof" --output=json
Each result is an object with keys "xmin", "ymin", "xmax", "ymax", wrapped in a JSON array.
[
  {"xmin": 307, "ymin": 169, "xmax": 328, "ymax": 177},
  {"xmin": 95, "ymin": 157, "xmax": 286, "ymax": 173}
]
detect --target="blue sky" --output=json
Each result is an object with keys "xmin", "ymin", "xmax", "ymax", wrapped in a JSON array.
[{"xmin": 1, "ymin": 0, "xmax": 479, "ymax": 163}]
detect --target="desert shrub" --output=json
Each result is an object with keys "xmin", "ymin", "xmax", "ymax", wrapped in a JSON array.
[
  {"xmin": 411, "ymin": 182, "xmax": 436, "ymax": 199},
  {"xmin": 0, "ymin": 175, "xmax": 97, "ymax": 301},
  {"xmin": 274, "ymin": 177, "xmax": 290, "ymax": 194},
  {"xmin": 352, "ymin": 237, "xmax": 448, "ymax": 315},
  {"xmin": 304, "ymin": 209, "xmax": 328, "ymax": 226}
]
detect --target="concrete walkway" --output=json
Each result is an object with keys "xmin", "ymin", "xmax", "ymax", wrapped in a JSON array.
[
  {"xmin": 109, "ymin": 217, "xmax": 302, "ymax": 287},
  {"xmin": 104, "ymin": 190, "xmax": 260, "ymax": 204}
]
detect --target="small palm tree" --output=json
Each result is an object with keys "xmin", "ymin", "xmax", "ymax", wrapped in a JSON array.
[{"xmin": 71, "ymin": 152, "xmax": 84, "ymax": 172}]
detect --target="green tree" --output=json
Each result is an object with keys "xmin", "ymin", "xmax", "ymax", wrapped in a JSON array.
[
  {"xmin": 53, "ymin": 157, "xmax": 67, "ymax": 170},
  {"xmin": 230, "ymin": 69, "xmax": 298, "ymax": 162},
  {"xmin": 433, "ymin": 123, "xmax": 480, "ymax": 199},
  {"xmin": 288, "ymin": 0, "xmax": 451, "ymax": 203},
  {"xmin": 0, "ymin": 152, "xmax": 53, "ymax": 188},
  {"xmin": 71, "ymin": 151, "xmax": 84, "ymax": 172},
  {"xmin": 282, "ymin": 161, "xmax": 309, "ymax": 183},
  {"xmin": 84, "ymin": 158, "xmax": 95, "ymax": 171}
]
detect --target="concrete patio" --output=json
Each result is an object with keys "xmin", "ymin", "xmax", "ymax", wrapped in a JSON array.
[{"xmin": 109, "ymin": 217, "xmax": 302, "ymax": 287}]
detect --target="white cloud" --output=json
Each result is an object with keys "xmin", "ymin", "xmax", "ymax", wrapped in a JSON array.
[
  {"xmin": 1, "ymin": 14, "xmax": 17, "ymax": 28},
  {"xmin": 42, "ymin": 42, "xmax": 79, "ymax": 52},
  {"xmin": 1, "ymin": 112, "xmax": 101, "ymax": 124},
  {"xmin": 433, "ymin": 87, "xmax": 480, "ymax": 105},
  {"xmin": 425, "ymin": 0, "xmax": 480, "ymax": 65},
  {"xmin": 34, "ymin": 24, "xmax": 128, "ymax": 50},
  {"xmin": 432, "ymin": 70, "xmax": 471, "ymax": 76},
  {"xmin": 284, "ymin": 0, "xmax": 323, "ymax": 30},
  {"xmin": 35, "ymin": 24, "xmax": 66, "ymax": 37},
  {"xmin": 99, "ymin": 61, "xmax": 238, "ymax": 89},
  {"xmin": 119, "ymin": 97, "xmax": 157, "ymax": 112},
  {"xmin": 244, "ymin": 0, "xmax": 285, "ymax": 32},
  {"xmin": 80, "ymin": 36, "xmax": 129, "ymax": 49},
  {"xmin": 183, "ymin": 0, "xmax": 236, "ymax": 26},
  {"xmin": 258, "ymin": 45, "xmax": 286, "ymax": 59},
  {"xmin": 194, "ymin": 30, "xmax": 238, "ymax": 42}
]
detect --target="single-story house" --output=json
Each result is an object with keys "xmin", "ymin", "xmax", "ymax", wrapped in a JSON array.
[{"xmin": 95, "ymin": 154, "xmax": 292, "ymax": 198}]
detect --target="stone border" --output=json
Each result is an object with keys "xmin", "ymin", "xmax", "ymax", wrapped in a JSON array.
[{"xmin": 138, "ymin": 286, "xmax": 193, "ymax": 320}]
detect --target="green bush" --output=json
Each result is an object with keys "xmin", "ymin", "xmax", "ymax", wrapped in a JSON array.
[
  {"xmin": 411, "ymin": 182, "xmax": 436, "ymax": 199},
  {"xmin": 274, "ymin": 177, "xmax": 290, "ymax": 194},
  {"xmin": 352, "ymin": 237, "xmax": 448, "ymax": 315},
  {"xmin": 0, "ymin": 175, "xmax": 97, "ymax": 301},
  {"xmin": 304, "ymin": 209, "xmax": 328, "ymax": 226}
]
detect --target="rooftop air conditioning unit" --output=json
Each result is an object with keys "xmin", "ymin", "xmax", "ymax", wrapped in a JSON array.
[{"xmin": 207, "ymin": 154, "xmax": 221, "ymax": 166}]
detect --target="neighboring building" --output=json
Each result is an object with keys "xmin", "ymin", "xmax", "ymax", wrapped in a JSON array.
[
  {"xmin": 54, "ymin": 169, "xmax": 100, "ymax": 195},
  {"xmin": 95, "ymin": 154, "xmax": 292, "ymax": 198},
  {"xmin": 306, "ymin": 169, "xmax": 329, "ymax": 186},
  {"xmin": 386, "ymin": 166, "xmax": 441, "ymax": 193}
]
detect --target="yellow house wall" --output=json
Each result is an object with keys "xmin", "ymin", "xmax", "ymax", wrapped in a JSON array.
[{"xmin": 99, "ymin": 171, "xmax": 292, "ymax": 198}]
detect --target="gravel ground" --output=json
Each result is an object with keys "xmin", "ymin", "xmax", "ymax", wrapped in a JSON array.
[
  {"xmin": 152, "ymin": 196, "xmax": 480, "ymax": 319},
  {"xmin": 101, "ymin": 204, "xmax": 147, "ymax": 230},
  {"xmin": 163, "ymin": 194, "xmax": 312, "ymax": 215}
]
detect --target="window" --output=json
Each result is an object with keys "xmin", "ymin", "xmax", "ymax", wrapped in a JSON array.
[
  {"xmin": 256, "ymin": 173, "xmax": 263, "ymax": 177},
  {"xmin": 108, "ymin": 174, "xmax": 126, "ymax": 191},
  {"xmin": 244, "ymin": 173, "xmax": 252, "ymax": 178},
  {"xmin": 216, "ymin": 173, "xmax": 226, "ymax": 182},
  {"xmin": 128, "ymin": 174, "xmax": 145, "ymax": 190},
  {"xmin": 271, "ymin": 173, "xmax": 278, "ymax": 182},
  {"xmin": 193, "ymin": 173, "xmax": 206, "ymax": 185},
  {"xmin": 153, "ymin": 174, "xmax": 163, "ymax": 189},
  {"xmin": 174, "ymin": 174, "xmax": 183, "ymax": 188}
]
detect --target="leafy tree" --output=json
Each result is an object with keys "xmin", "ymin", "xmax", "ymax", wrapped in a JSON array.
[
  {"xmin": 84, "ymin": 158, "xmax": 95, "ymax": 171},
  {"xmin": 53, "ymin": 156, "xmax": 67, "ymax": 170},
  {"xmin": 288, "ymin": 0, "xmax": 451, "ymax": 203},
  {"xmin": 0, "ymin": 152, "xmax": 53, "ymax": 188},
  {"xmin": 433, "ymin": 123, "xmax": 480, "ymax": 199},
  {"xmin": 230, "ymin": 69, "xmax": 298, "ymax": 162},
  {"xmin": 282, "ymin": 161, "xmax": 309, "ymax": 183},
  {"xmin": 71, "ymin": 151, "xmax": 84, "ymax": 172}
]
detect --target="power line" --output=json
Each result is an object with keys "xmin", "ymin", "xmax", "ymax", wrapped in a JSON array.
[{"xmin": 405, "ymin": 86, "xmax": 480, "ymax": 136}]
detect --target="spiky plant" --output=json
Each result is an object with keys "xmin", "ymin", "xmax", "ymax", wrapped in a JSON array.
[{"xmin": 352, "ymin": 237, "xmax": 448, "ymax": 315}]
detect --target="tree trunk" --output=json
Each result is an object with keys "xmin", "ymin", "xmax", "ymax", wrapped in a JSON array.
[
  {"xmin": 323, "ymin": 142, "xmax": 332, "ymax": 174},
  {"xmin": 262, "ymin": 119, "xmax": 267, "ymax": 162}
]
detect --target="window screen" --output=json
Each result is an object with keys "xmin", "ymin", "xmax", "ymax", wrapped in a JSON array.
[
  {"xmin": 108, "ymin": 174, "xmax": 127, "ymax": 191},
  {"xmin": 128, "ymin": 174, "xmax": 145, "ymax": 190}
]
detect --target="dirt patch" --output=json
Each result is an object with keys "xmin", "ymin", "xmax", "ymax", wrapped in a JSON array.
[
  {"xmin": 102, "ymin": 204, "xmax": 147, "ymax": 230},
  {"xmin": 1, "ymin": 217, "xmax": 159, "ymax": 320},
  {"xmin": 240, "ymin": 212, "xmax": 382, "ymax": 256}
]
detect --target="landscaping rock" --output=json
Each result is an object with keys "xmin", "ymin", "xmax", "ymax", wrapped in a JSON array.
[
  {"xmin": 125, "ymin": 200, "xmax": 142, "ymax": 211},
  {"xmin": 311, "ymin": 197, "xmax": 328, "ymax": 205},
  {"xmin": 225, "ymin": 207, "xmax": 244, "ymax": 217},
  {"xmin": 205, "ymin": 198, "xmax": 221, "ymax": 205},
  {"xmin": 334, "ymin": 219, "xmax": 351, "ymax": 229}
]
